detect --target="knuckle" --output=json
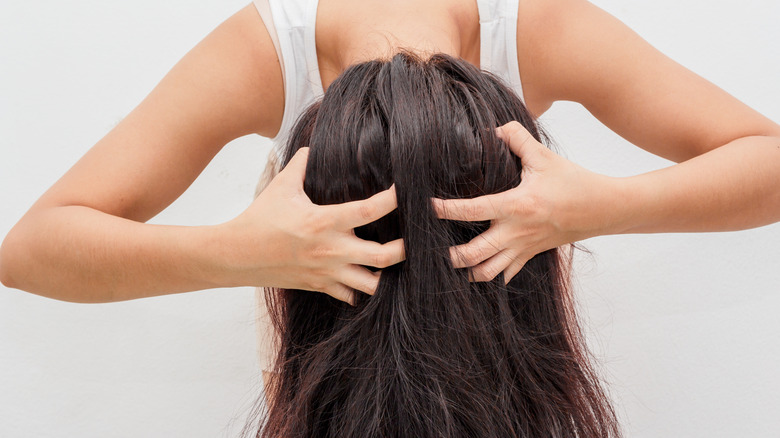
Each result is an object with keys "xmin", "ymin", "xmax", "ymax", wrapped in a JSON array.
[
  {"xmin": 512, "ymin": 192, "xmax": 545, "ymax": 219},
  {"xmin": 484, "ymin": 266, "xmax": 500, "ymax": 281},
  {"xmin": 465, "ymin": 245, "xmax": 484, "ymax": 264},
  {"xmin": 500, "ymin": 250, "xmax": 517, "ymax": 263},
  {"xmin": 322, "ymin": 283, "xmax": 343, "ymax": 298},
  {"xmin": 472, "ymin": 265, "xmax": 498, "ymax": 282},
  {"xmin": 372, "ymin": 251, "xmax": 391, "ymax": 268},
  {"xmin": 450, "ymin": 247, "xmax": 467, "ymax": 266},
  {"xmin": 506, "ymin": 125, "xmax": 526, "ymax": 142},
  {"xmin": 361, "ymin": 281, "xmax": 377, "ymax": 295},
  {"xmin": 501, "ymin": 121, "xmax": 523, "ymax": 138},
  {"xmin": 506, "ymin": 194, "xmax": 524, "ymax": 217},
  {"xmin": 482, "ymin": 266, "xmax": 500, "ymax": 281},
  {"xmin": 358, "ymin": 202, "xmax": 376, "ymax": 222},
  {"xmin": 515, "ymin": 259, "xmax": 529, "ymax": 274},
  {"xmin": 311, "ymin": 271, "xmax": 335, "ymax": 293},
  {"xmin": 472, "ymin": 269, "xmax": 488, "ymax": 282},
  {"xmin": 463, "ymin": 203, "xmax": 483, "ymax": 220},
  {"xmin": 308, "ymin": 279, "xmax": 327, "ymax": 292},
  {"xmin": 340, "ymin": 289, "xmax": 356, "ymax": 304},
  {"xmin": 506, "ymin": 120, "xmax": 523, "ymax": 131},
  {"xmin": 528, "ymin": 193, "xmax": 552, "ymax": 221},
  {"xmin": 321, "ymin": 212, "xmax": 338, "ymax": 231},
  {"xmin": 310, "ymin": 245, "xmax": 336, "ymax": 260},
  {"xmin": 321, "ymin": 286, "xmax": 338, "ymax": 299},
  {"xmin": 303, "ymin": 210, "xmax": 331, "ymax": 235}
]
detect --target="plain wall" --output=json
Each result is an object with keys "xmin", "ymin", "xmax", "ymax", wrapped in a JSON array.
[{"xmin": 1, "ymin": 0, "xmax": 778, "ymax": 436}]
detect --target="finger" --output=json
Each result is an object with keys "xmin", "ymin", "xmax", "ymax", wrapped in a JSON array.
[
  {"xmin": 339, "ymin": 266, "xmax": 382, "ymax": 296},
  {"xmin": 496, "ymin": 121, "xmax": 540, "ymax": 159},
  {"xmin": 431, "ymin": 192, "xmax": 510, "ymax": 222},
  {"xmin": 323, "ymin": 282, "xmax": 358, "ymax": 306},
  {"xmin": 334, "ymin": 184, "xmax": 398, "ymax": 229},
  {"xmin": 278, "ymin": 147, "xmax": 310, "ymax": 185},
  {"xmin": 470, "ymin": 249, "xmax": 516, "ymax": 283},
  {"xmin": 449, "ymin": 226, "xmax": 504, "ymax": 268},
  {"xmin": 348, "ymin": 238, "xmax": 406, "ymax": 268},
  {"xmin": 503, "ymin": 257, "xmax": 529, "ymax": 285}
]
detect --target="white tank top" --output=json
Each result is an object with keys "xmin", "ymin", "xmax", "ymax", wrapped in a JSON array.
[{"xmin": 252, "ymin": 0, "xmax": 525, "ymax": 158}]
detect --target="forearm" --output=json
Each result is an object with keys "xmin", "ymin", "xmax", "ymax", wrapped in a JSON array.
[
  {"xmin": 0, "ymin": 205, "xmax": 232, "ymax": 303},
  {"xmin": 612, "ymin": 135, "xmax": 780, "ymax": 234}
]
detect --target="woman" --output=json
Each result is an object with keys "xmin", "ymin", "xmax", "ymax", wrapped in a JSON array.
[
  {"xmin": 252, "ymin": 51, "xmax": 621, "ymax": 437},
  {"xmin": 0, "ymin": 0, "xmax": 778, "ymax": 434}
]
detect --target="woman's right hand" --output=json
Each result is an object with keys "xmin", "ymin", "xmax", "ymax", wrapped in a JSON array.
[{"xmin": 219, "ymin": 147, "xmax": 405, "ymax": 305}]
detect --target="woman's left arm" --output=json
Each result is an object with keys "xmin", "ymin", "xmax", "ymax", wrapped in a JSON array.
[{"xmin": 434, "ymin": 0, "xmax": 780, "ymax": 282}]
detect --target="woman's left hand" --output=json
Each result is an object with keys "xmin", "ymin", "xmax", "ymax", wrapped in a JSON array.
[{"xmin": 432, "ymin": 121, "xmax": 624, "ymax": 283}]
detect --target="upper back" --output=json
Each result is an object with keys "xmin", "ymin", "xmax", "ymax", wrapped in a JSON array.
[{"xmin": 256, "ymin": 0, "xmax": 525, "ymax": 153}]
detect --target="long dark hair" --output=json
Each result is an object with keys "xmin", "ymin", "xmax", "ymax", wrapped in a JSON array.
[{"xmin": 247, "ymin": 51, "xmax": 620, "ymax": 438}]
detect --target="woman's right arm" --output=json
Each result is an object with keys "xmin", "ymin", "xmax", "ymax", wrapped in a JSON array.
[{"xmin": 0, "ymin": 5, "xmax": 284, "ymax": 303}]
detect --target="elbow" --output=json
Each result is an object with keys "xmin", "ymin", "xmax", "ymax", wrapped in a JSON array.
[
  {"xmin": 1, "ymin": 220, "xmax": 109, "ymax": 304},
  {"xmin": 1, "ymin": 221, "xmax": 40, "ymax": 293},
  {"xmin": 1, "ymin": 228, "xmax": 86, "ymax": 302},
  {"xmin": 0, "ymin": 230, "xmax": 21, "ymax": 290},
  {"xmin": 0, "ymin": 266, "xmax": 16, "ymax": 290}
]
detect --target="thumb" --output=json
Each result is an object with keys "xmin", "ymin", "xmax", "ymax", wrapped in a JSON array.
[
  {"xmin": 279, "ymin": 147, "xmax": 310, "ymax": 187},
  {"xmin": 496, "ymin": 121, "xmax": 543, "ymax": 160}
]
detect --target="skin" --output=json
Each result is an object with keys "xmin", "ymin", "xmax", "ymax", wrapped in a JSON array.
[{"xmin": 0, "ymin": 0, "xmax": 779, "ymax": 327}]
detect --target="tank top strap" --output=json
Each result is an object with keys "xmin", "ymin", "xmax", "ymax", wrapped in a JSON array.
[
  {"xmin": 476, "ymin": 0, "xmax": 525, "ymax": 102},
  {"xmin": 254, "ymin": 0, "xmax": 325, "ymax": 154}
]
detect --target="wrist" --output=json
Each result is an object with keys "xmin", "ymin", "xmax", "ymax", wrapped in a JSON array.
[
  {"xmin": 189, "ymin": 223, "xmax": 245, "ymax": 289},
  {"xmin": 603, "ymin": 173, "xmax": 656, "ymax": 235},
  {"xmin": 206, "ymin": 217, "xmax": 276, "ymax": 289},
  {"xmin": 571, "ymin": 173, "xmax": 644, "ymax": 239}
]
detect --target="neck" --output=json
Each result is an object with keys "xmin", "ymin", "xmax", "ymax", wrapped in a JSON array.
[
  {"xmin": 318, "ymin": 0, "xmax": 480, "ymax": 90},
  {"xmin": 339, "ymin": 33, "xmax": 464, "ymax": 68}
]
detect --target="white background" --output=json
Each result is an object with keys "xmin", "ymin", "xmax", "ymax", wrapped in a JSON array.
[{"xmin": 1, "ymin": 0, "xmax": 778, "ymax": 436}]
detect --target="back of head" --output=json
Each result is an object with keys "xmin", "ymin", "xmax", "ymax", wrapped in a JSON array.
[{"xmin": 252, "ymin": 52, "xmax": 619, "ymax": 438}]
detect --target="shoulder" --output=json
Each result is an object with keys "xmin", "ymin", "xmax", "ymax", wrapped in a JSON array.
[
  {"xmin": 218, "ymin": 3, "xmax": 285, "ymax": 138},
  {"xmin": 514, "ymin": 0, "xmax": 780, "ymax": 160},
  {"xmin": 515, "ymin": 0, "xmax": 624, "ymax": 116}
]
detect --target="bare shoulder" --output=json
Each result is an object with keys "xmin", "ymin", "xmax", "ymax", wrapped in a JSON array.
[
  {"xmin": 514, "ymin": 0, "xmax": 570, "ymax": 116},
  {"xmin": 514, "ymin": 0, "xmax": 617, "ymax": 116},
  {"xmin": 29, "ymin": 4, "xmax": 285, "ymax": 223},
  {"xmin": 516, "ymin": 0, "xmax": 780, "ymax": 161},
  {"xmin": 211, "ymin": 3, "xmax": 285, "ymax": 138},
  {"xmin": 515, "ymin": 0, "xmax": 649, "ymax": 111}
]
